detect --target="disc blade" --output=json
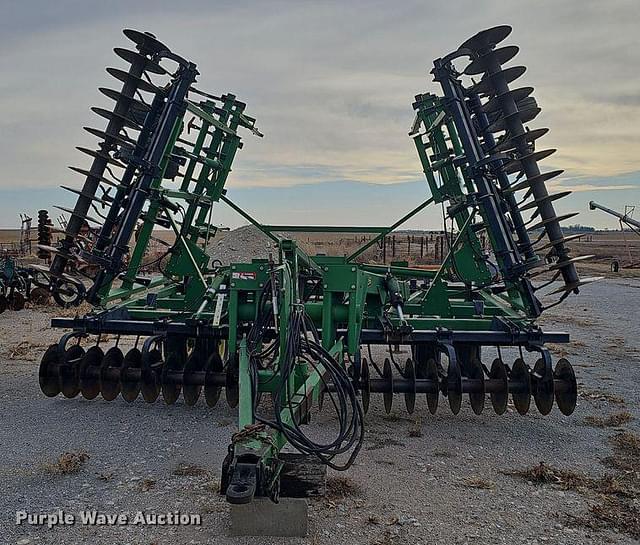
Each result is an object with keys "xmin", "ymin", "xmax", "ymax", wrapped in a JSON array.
[
  {"xmin": 503, "ymin": 169, "xmax": 564, "ymax": 194},
  {"xmin": 68, "ymin": 166, "xmax": 123, "ymax": 189},
  {"xmin": 465, "ymin": 45, "xmax": 520, "ymax": 76},
  {"xmin": 114, "ymin": 47, "xmax": 166, "ymax": 75},
  {"xmin": 487, "ymin": 107, "xmax": 541, "ymax": 133},
  {"xmin": 76, "ymin": 147, "xmax": 125, "ymax": 169},
  {"xmin": 527, "ymin": 212, "xmax": 580, "ymax": 232},
  {"xmin": 519, "ymin": 191, "xmax": 571, "ymax": 212},
  {"xmin": 91, "ymin": 107, "xmax": 141, "ymax": 130},
  {"xmin": 481, "ymin": 87, "xmax": 534, "ymax": 114},
  {"xmin": 459, "ymin": 25, "xmax": 512, "ymax": 53},
  {"xmin": 106, "ymin": 67, "xmax": 161, "ymax": 95},
  {"xmin": 503, "ymin": 149, "xmax": 557, "ymax": 174},
  {"xmin": 545, "ymin": 276, "xmax": 603, "ymax": 296},
  {"xmin": 84, "ymin": 127, "xmax": 137, "ymax": 147},
  {"xmin": 493, "ymin": 127, "xmax": 549, "ymax": 152},
  {"xmin": 533, "ymin": 232, "xmax": 584, "ymax": 252},
  {"xmin": 123, "ymin": 29, "xmax": 170, "ymax": 56},
  {"xmin": 54, "ymin": 206, "xmax": 102, "ymax": 226},
  {"xmin": 469, "ymin": 65, "xmax": 526, "ymax": 96}
]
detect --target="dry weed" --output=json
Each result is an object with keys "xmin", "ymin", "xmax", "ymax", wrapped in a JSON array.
[
  {"xmin": 43, "ymin": 451, "xmax": 89, "ymax": 475},
  {"xmin": 584, "ymin": 411, "xmax": 633, "ymax": 428}
]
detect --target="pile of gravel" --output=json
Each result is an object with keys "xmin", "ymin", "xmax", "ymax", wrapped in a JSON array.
[{"xmin": 206, "ymin": 225, "xmax": 278, "ymax": 265}]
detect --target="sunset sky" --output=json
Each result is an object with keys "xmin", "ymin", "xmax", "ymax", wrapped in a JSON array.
[{"xmin": 1, "ymin": 0, "xmax": 638, "ymax": 229}]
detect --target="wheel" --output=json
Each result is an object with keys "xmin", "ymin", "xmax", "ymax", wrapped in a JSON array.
[
  {"xmin": 7, "ymin": 291, "xmax": 25, "ymax": 311},
  {"xmin": 52, "ymin": 281, "xmax": 85, "ymax": 308},
  {"xmin": 29, "ymin": 286, "xmax": 51, "ymax": 305}
]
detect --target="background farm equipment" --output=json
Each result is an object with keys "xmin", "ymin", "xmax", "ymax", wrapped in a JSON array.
[
  {"xmin": 38, "ymin": 26, "xmax": 595, "ymax": 505},
  {"xmin": 589, "ymin": 201, "xmax": 640, "ymax": 270},
  {"xmin": 0, "ymin": 254, "xmax": 41, "ymax": 312}
]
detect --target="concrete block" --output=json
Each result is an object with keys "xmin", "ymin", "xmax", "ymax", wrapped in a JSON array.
[{"xmin": 228, "ymin": 497, "xmax": 308, "ymax": 537}]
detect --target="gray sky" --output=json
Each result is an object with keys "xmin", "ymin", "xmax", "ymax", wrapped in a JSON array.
[{"xmin": 1, "ymin": 0, "xmax": 639, "ymax": 229}]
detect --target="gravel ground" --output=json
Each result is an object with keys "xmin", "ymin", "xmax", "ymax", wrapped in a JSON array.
[{"xmin": 1, "ymin": 278, "xmax": 639, "ymax": 545}]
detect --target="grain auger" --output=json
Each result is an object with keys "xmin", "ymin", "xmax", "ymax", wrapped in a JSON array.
[{"xmin": 40, "ymin": 26, "xmax": 590, "ymax": 505}]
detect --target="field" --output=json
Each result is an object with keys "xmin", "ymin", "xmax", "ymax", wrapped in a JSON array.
[{"xmin": 1, "ymin": 271, "xmax": 639, "ymax": 544}]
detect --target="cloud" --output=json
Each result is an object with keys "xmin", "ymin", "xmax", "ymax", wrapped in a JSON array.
[{"xmin": 0, "ymin": 0, "xmax": 639, "ymax": 227}]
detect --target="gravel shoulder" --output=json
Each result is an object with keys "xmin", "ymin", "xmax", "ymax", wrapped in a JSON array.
[{"xmin": 0, "ymin": 278, "xmax": 639, "ymax": 545}]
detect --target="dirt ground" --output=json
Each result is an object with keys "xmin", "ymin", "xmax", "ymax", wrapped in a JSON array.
[{"xmin": 1, "ymin": 277, "xmax": 639, "ymax": 545}]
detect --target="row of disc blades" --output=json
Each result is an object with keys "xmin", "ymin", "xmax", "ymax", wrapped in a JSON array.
[
  {"xmin": 43, "ymin": 30, "xmax": 173, "ymax": 284},
  {"xmin": 454, "ymin": 26, "xmax": 595, "ymax": 295},
  {"xmin": 354, "ymin": 355, "xmax": 576, "ymax": 417},
  {"xmin": 39, "ymin": 339, "xmax": 577, "ymax": 417}
]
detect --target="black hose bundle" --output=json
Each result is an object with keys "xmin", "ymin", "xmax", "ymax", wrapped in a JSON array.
[{"xmin": 247, "ymin": 278, "xmax": 364, "ymax": 470}]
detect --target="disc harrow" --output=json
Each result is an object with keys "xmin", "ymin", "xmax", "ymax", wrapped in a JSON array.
[{"xmin": 36, "ymin": 25, "xmax": 593, "ymax": 505}]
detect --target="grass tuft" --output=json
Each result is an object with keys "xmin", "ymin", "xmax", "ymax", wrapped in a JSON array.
[
  {"xmin": 584, "ymin": 411, "xmax": 633, "ymax": 428},
  {"xmin": 43, "ymin": 451, "xmax": 89, "ymax": 475}
]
